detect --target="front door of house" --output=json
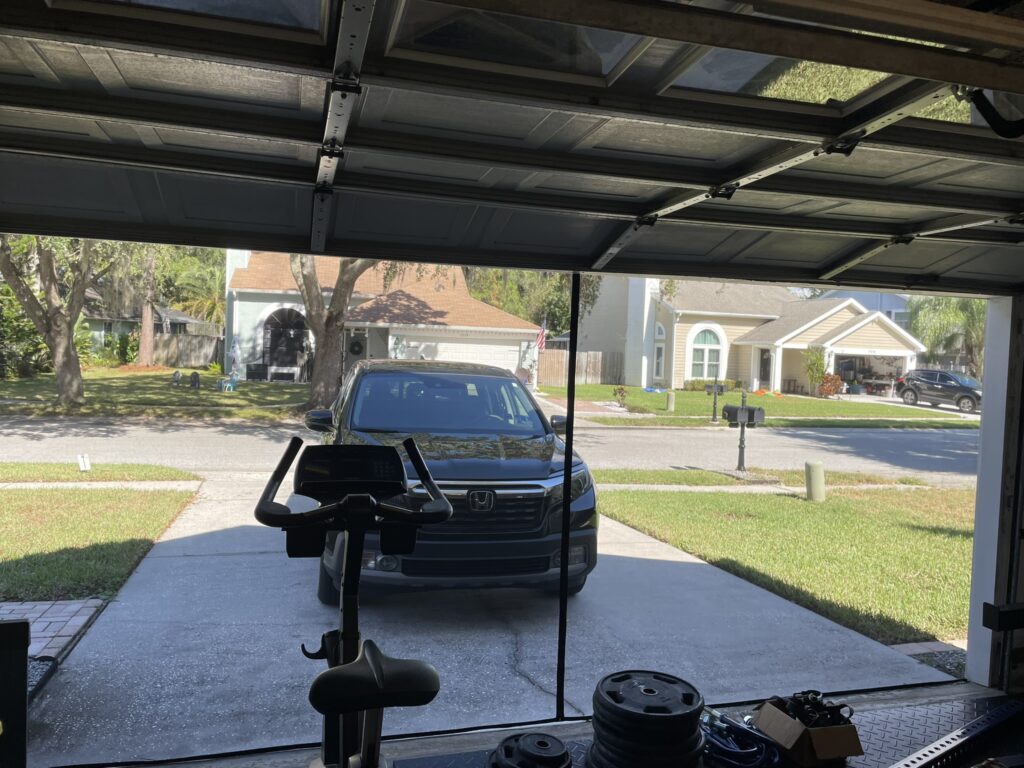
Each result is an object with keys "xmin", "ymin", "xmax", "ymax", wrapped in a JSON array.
[{"xmin": 759, "ymin": 349, "xmax": 772, "ymax": 384}]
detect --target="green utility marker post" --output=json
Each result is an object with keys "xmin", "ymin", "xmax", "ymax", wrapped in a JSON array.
[{"xmin": 805, "ymin": 461, "xmax": 826, "ymax": 502}]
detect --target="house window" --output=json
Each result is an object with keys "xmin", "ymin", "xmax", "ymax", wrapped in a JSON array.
[
  {"xmin": 103, "ymin": 321, "xmax": 112, "ymax": 337},
  {"xmin": 691, "ymin": 328, "xmax": 721, "ymax": 379},
  {"xmin": 653, "ymin": 322, "xmax": 666, "ymax": 381}
]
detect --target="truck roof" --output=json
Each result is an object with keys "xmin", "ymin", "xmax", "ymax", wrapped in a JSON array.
[{"xmin": 356, "ymin": 359, "xmax": 516, "ymax": 378}]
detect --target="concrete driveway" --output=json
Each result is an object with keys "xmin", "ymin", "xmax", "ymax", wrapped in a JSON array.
[{"xmin": 27, "ymin": 470, "xmax": 948, "ymax": 767}]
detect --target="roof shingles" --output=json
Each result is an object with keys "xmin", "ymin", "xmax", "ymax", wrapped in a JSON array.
[
  {"xmin": 231, "ymin": 252, "xmax": 535, "ymax": 332},
  {"xmin": 732, "ymin": 299, "xmax": 851, "ymax": 344}
]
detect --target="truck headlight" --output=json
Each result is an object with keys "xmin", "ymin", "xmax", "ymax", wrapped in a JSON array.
[{"xmin": 570, "ymin": 468, "xmax": 593, "ymax": 500}]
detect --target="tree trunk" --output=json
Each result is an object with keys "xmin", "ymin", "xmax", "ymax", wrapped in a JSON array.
[
  {"xmin": 137, "ymin": 249, "xmax": 156, "ymax": 366},
  {"xmin": 50, "ymin": 318, "xmax": 85, "ymax": 406},
  {"xmin": 308, "ymin": 325, "xmax": 345, "ymax": 408}
]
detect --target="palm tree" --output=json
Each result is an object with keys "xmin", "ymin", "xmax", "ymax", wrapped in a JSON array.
[
  {"xmin": 907, "ymin": 296, "xmax": 987, "ymax": 378},
  {"xmin": 174, "ymin": 264, "xmax": 225, "ymax": 326}
]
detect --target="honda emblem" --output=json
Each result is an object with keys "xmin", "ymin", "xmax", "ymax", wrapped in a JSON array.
[{"xmin": 467, "ymin": 490, "xmax": 495, "ymax": 512}]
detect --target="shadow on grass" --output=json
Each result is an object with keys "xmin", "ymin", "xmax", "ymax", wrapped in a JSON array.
[
  {"xmin": 902, "ymin": 523, "xmax": 973, "ymax": 539},
  {"xmin": 0, "ymin": 412, "xmax": 306, "ymax": 442},
  {"xmin": 710, "ymin": 557, "xmax": 935, "ymax": 645},
  {"xmin": 0, "ymin": 539, "xmax": 155, "ymax": 602}
]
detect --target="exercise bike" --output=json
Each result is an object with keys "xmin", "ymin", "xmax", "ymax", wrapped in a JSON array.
[{"xmin": 255, "ymin": 436, "xmax": 453, "ymax": 768}]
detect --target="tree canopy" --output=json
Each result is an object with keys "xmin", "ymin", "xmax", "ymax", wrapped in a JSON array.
[{"xmin": 908, "ymin": 296, "xmax": 987, "ymax": 378}]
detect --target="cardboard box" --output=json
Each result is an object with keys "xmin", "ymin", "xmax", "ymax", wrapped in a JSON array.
[{"xmin": 753, "ymin": 699, "xmax": 864, "ymax": 767}]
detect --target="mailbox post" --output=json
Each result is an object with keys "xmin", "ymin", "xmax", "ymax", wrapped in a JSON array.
[
  {"xmin": 722, "ymin": 391, "xmax": 765, "ymax": 472},
  {"xmin": 737, "ymin": 391, "xmax": 748, "ymax": 471},
  {"xmin": 706, "ymin": 378, "xmax": 724, "ymax": 423}
]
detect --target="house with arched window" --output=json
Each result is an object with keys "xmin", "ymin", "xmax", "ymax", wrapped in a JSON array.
[{"xmin": 580, "ymin": 277, "xmax": 926, "ymax": 392}]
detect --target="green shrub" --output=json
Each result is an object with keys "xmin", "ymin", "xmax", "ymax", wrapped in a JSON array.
[
  {"xmin": 681, "ymin": 378, "xmax": 737, "ymax": 392},
  {"xmin": 114, "ymin": 332, "xmax": 140, "ymax": 365},
  {"xmin": 207, "ymin": 361, "xmax": 223, "ymax": 375},
  {"xmin": 0, "ymin": 285, "xmax": 50, "ymax": 378},
  {"xmin": 612, "ymin": 385, "xmax": 627, "ymax": 407},
  {"xmin": 803, "ymin": 346, "xmax": 827, "ymax": 397}
]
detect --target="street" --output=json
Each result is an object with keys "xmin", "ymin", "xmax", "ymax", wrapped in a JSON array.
[{"xmin": 0, "ymin": 417, "xmax": 979, "ymax": 486}]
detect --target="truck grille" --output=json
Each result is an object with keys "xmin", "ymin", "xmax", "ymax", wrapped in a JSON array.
[
  {"xmin": 401, "ymin": 557, "xmax": 549, "ymax": 578},
  {"xmin": 423, "ymin": 491, "xmax": 548, "ymax": 535}
]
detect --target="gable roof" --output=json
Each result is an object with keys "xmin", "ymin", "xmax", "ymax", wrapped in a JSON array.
[
  {"xmin": 230, "ymin": 251, "xmax": 535, "ymax": 332},
  {"xmin": 228, "ymin": 252, "xmax": 467, "ymax": 296},
  {"xmin": 347, "ymin": 285, "xmax": 538, "ymax": 332},
  {"xmin": 669, "ymin": 280, "xmax": 798, "ymax": 317},
  {"xmin": 819, "ymin": 311, "xmax": 927, "ymax": 352},
  {"xmin": 732, "ymin": 298, "xmax": 852, "ymax": 344}
]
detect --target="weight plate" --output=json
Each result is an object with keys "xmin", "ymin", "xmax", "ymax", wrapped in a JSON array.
[
  {"xmin": 489, "ymin": 733, "xmax": 571, "ymax": 768},
  {"xmin": 587, "ymin": 734, "xmax": 704, "ymax": 768},
  {"xmin": 593, "ymin": 716, "xmax": 703, "ymax": 754},
  {"xmin": 593, "ymin": 671, "xmax": 704, "ymax": 730}
]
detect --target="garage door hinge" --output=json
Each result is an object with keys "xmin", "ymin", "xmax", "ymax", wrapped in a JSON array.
[
  {"xmin": 823, "ymin": 133, "xmax": 863, "ymax": 157},
  {"xmin": 710, "ymin": 183, "xmax": 739, "ymax": 200}
]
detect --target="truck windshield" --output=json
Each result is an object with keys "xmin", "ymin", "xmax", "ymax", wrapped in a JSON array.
[{"xmin": 350, "ymin": 372, "xmax": 548, "ymax": 435}]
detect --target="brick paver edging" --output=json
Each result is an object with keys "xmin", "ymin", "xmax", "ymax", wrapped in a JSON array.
[{"xmin": 0, "ymin": 598, "xmax": 104, "ymax": 660}]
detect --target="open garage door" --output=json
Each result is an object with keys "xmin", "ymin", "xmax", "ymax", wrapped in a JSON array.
[{"xmin": 4, "ymin": 0, "xmax": 1024, "ymax": 763}]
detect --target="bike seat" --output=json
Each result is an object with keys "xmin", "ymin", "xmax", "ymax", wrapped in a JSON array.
[{"xmin": 308, "ymin": 640, "xmax": 440, "ymax": 715}]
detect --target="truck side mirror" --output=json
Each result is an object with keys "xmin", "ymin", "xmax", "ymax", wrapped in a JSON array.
[
  {"xmin": 550, "ymin": 415, "xmax": 567, "ymax": 435},
  {"xmin": 304, "ymin": 409, "xmax": 335, "ymax": 433}
]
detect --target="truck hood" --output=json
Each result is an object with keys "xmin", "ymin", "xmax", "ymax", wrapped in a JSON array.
[{"xmin": 341, "ymin": 430, "xmax": 582, "ymax": 481}]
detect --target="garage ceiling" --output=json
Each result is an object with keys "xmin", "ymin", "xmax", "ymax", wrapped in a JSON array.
[{"xmin": 2, "ymin": 0, "xmax": 1024, "ymax": 293}]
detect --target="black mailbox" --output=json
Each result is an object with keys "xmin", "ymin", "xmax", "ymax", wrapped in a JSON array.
[{"xmin": 722, "ymin": 404, "xmax": 765, "ymax": 427}]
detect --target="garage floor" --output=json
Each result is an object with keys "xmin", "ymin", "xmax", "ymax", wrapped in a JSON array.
[{"xmin": 27, "ymin": 473, "xmax": 947, "ymax": 767}]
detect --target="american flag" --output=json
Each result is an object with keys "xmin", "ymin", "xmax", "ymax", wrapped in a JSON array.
[{"xmin": 535, "ymin": 320, "xmax": 547, "ymax": 352}]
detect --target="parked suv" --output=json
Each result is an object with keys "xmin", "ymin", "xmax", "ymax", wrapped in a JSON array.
[
  {"xmin": 896, "ymin": 369, "xmax": 982, "ymax": 413},
  {"xmin": 299, "ymin": 360, "xmax": 598, "ymax": 602}
]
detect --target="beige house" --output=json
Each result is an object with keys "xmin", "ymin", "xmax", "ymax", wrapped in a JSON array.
[{"xmin": 581, "ymin": 278, "xmax": 926, "ymax": 392}]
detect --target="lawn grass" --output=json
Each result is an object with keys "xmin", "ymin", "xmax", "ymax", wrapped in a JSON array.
[
  {"xmin": 541, "ymin": 384, "xmax": 966, "ymax": 421},
  {"xmin": 593, "ymin": 469, "xmax": 741, "ymax": 486},
  {"xmin": 754, "ymin": 469, "xmax": 927, "ymax": 487},
  {"xmin": 0, "ymin": 488, "xmax": 194, "ymax": 600},
  {"xmin": 592, "ymin": 468, "xmax": 926, "ymax": 486},
  {"xmin": 0, "ymin": 367, "xmax": 309, "ymax": 421},
  {"xmin": 600, "ymin": 488, "xmax": 973, "ymax": 644},
  {"xmin": 586, "ymin": 416, "xmax": 979, "ymax": 429},
  {"xmin": 0, "ymin": 463, "xmax": 199, "ymax": 482}
]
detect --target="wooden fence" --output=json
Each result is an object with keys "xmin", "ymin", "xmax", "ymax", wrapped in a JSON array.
[
  {"xmin": 538, "ymin": 349, "xmax": 624, "ymax": 387},
  {"xmin": 154, "ymin": 335, "xmax": 222, "ymax": 368}
]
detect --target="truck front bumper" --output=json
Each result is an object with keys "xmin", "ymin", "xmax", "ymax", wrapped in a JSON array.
[{"xmin": 325, "ymin": 528, "xmax": 597, "ymax": 591}]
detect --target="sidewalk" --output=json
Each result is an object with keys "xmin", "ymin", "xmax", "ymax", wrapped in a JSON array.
[{"xmin": 0, "ymin": 481, "xmax": 201, "ymax": 491}]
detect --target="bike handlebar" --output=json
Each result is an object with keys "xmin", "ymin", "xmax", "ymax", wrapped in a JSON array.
[{"xmin": 254, "ymin": 437, "xmax": 453, "ymax": 529}]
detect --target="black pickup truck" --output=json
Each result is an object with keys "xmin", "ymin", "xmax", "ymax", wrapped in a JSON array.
[{"xmin": 297, "ymin": 359, "xmax": 598, "ymax": 601}]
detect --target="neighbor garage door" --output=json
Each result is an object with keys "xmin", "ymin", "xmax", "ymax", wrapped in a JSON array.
[{"xmin": 431, "ymin": 339, "xmax": 523, "ymax": 371}]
